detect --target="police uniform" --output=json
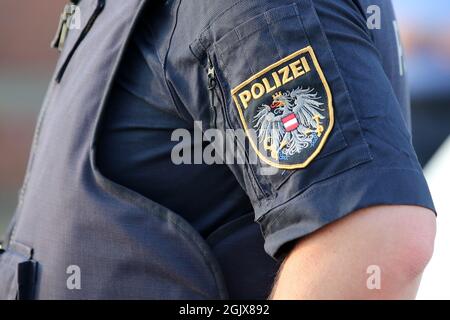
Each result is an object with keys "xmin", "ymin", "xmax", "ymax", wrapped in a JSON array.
[{"xmin": 0, "ymin": 0, "xmax": 435, "ymax": 299}]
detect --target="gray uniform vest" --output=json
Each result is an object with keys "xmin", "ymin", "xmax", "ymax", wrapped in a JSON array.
[{"xmin": 0, "ymin": 0, "xmax": 276, "ymax": 299}]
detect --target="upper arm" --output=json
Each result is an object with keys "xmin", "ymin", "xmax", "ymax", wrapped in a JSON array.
[
  {"xmin": 166, "ymin": 0, "xmax": 435, "ymax": 258},
  {"xmin": 270, "ymin": 205, "xmax": 436, "ymax": 299}
]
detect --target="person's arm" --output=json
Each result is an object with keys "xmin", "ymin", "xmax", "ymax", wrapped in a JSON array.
[
  {"xmin": 270, "ymin": 205, "xmax": 436, "ymax": 299},
  {"xmin": 170, "ymin": 0, "xmax": 437, "ymax": 300}
]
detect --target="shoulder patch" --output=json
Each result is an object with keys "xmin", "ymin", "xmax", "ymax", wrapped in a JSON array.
[{"xmin": 231, "ymin": 46, "xmax": 334, "ymax": 169}]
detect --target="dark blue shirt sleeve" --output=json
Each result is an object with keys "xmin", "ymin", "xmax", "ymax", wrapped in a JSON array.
[{"xmin": 169, "ymin": 0, "xmax": 436, "ymax": 258}]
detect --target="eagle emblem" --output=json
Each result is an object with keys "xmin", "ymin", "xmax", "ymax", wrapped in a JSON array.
[
  {"xmin": 231, "ymin": 46, "xmax": 334, "ymax": 169},
  {"xmin": 253, "ymin": 87, "xmax": 325, "ymax": 162}
]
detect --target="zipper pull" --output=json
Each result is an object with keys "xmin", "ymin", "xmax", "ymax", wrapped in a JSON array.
[
  {"xmin": 51, "ymin": 3, "xmax": 75, "ymax": 51},
  {"xmin": 55, "ymin": 0, "xmax": 105, "ymax": 82},
  {"xmin": 207, "ymin": 56, "xmax": 218, "ymax": 128}
]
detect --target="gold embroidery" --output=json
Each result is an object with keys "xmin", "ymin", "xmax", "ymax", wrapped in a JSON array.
[{"xmin": 231, "ymin": 46, "xmax": 334, "ymax": 169}]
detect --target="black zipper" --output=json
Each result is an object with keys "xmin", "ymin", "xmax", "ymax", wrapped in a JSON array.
[
  {"xmin": 207, "ymin": 56, "xmax": 218, "ymax": 129},
  {"xmin": 207, "ymin": 55, "xmax": 234, "ymax": 131},
  {"xmin": 54, "ymin": 0, "xmax": 106, "ymax": 83},
  {"xmin": 206, "ymin": 54, "xmax": 267, "ymax": 198}
]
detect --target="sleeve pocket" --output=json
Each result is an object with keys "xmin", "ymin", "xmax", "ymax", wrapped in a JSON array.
[{"xmin": 190, "ymin": 0, "xmax": 372, "ymax": 211}]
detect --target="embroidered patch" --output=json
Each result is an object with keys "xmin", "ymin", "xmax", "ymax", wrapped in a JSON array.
[{"xmin": 231, "ymin": 46, "xmax": 334, "ymax": 169}]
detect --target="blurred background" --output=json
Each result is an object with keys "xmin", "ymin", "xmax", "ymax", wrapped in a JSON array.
[
  {"xmin": 0, "ymin": 1, "xmax": 60, "ymax": 233},
  {"xmin": 391, "ymin": 0, "xmax": 450, "ymax": 300},
  {"xmin": 0, "ymin": 0, "xmax": 449, "ymax": 298}
]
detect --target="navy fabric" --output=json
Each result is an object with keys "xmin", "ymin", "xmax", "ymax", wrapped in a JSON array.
[
  {"xmin": 1, "ymin": 0, "xmax": 230, "ymax": 299},
  {"xmin": 97, "ymin": 0, "xmax": 435, "ymax": 258},
  {"xmin": 96, "ymin": 36, "xmax": 253, "ymax": 237},
  {"xmin": 0, "ymin": 0, "xmax": 436, "ymax": 300}
]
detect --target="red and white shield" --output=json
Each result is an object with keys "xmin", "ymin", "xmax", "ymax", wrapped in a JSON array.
[{"xmin": 282, "ymin": 113, "xmax": 299, "ymax": 132}]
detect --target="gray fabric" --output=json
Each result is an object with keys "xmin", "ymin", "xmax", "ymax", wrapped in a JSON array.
[
  {"xmin": 95, "ymin": 37, "xmax": 254, "ymax": 236},
  {"xmin": 0, "ymin": 0, "xmax": 229, "ymax": 299}
]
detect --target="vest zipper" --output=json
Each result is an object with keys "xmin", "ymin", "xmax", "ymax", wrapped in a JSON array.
[
  {"xmin": 51, "ymin": 4, "xmax": 73, "ymax": 51},
  {"xmin": 54, "ymin": 0, "xmax": 106, "ymax": 82},
  {"xmin": 51, "ymin": 0, "xmax": 83, "ymax": 51}
]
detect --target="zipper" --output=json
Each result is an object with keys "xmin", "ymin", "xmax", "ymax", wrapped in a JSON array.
[
  {"xmin": 207, "ymin": 55, "xmax": 234, "ymax": 131},
  {"xmin": 53, "ymin": 0, "xmax": 106, "ymax": 83},
  {"xmin": 51, "ymin": 2, "xmax": 76, "ymax": 51},
  {"xmin": 207, "ymin": 56, "xmax": 218, "ymax": 129},
  {"xmin": 206, "ymin": 54, "xmax": 267, "ymax": 198},
  {"xmin": 51, "ymin": 0, "xmax": 83, "ymax": 51}
]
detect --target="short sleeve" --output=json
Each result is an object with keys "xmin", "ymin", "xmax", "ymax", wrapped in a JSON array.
[{"xmin": 169, "ymin": 0, "xmax": 435, "ymax": 258}]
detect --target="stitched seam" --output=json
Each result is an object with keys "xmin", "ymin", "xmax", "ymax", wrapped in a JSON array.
[
  {"xmin": 196, "ymin": 0, "xmax": 258, "ymax": 39},
  {"xmin": 217, "ymin": 14, "xmax": 298, "ymax": 55},
  {"xmin": 214, "ymin": 47, "xmax": 269, "ymax": 199},
  {"xmin": 261, "ymin": 166, "xmax": 423, "ymax": 230},
  {"xmin": 234, "ymin": 28, "xmax": 256, "ymax": 75},
  {"xmin": 307, "ymin": 0, "xmax": 370, "ymax": 150},
  {"xmin": 294, "ymin": 1, "xmax": 352, "ymax": 148},
  {"xmin": 162, "ymin": 0, "xmax": 189, "ymax": 123},
  {"xmin": 264, "ymin": 11, "xmax": 282, "ymax": 60},
  {"xmin": 259, "ymin": 155, "xmax": 371, "ymax": 222}
]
